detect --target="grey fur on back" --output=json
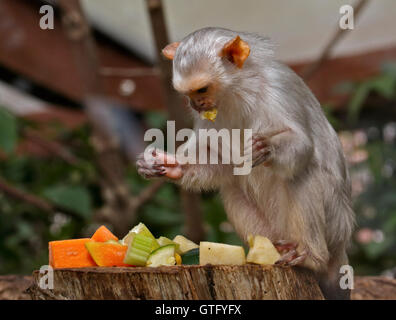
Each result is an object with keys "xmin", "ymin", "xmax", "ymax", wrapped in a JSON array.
[{"xmin": 171, "ymin": 27, "xmax": 355, "ymax": 299}]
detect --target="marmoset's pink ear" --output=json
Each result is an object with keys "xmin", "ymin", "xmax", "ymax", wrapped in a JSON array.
[
  {"xmin": 162, "ymin": 42, "xmax": 180, "ymax": 60},
  {"xmin": 220, "ymin": 36, "xmax": 250, "ymax": 68}
]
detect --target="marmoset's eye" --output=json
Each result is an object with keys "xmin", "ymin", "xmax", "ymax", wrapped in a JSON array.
[{"xmin": 197, "ymin": 86, "xmax": 208, "ymax": 94}]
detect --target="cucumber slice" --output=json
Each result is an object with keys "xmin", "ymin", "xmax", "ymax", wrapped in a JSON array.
[
  {"xmin": 157, "ymin": 236, "xmax": 181, "ymax": 254},
  {"xmin": 147, "ymin": 244, "xmax": 176, "ymax": 267},
  {"xmin": 181, "ymin": 248, "xmax": 199, "ymax": 265}
]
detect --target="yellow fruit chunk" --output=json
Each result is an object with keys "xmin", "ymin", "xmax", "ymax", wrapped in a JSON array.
[
  {"xmin": 200, "ymin": 108, "xmax": 218, "ymax": 122},
  {"xmin": 246, "ymin": 235, "xmax": 281, "ymax": 265},
  {"xmin": 173, "ymin": 235, "xmax": 199, "ymax": 254},
  {"xmin": 199, "ymin": 241, "xmax": 246, "ymax": 265}
]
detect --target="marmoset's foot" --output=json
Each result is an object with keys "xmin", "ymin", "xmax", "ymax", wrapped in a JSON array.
[{"xmin": 273, "ymin": 240, "xmax": 307, "ymax": 266}]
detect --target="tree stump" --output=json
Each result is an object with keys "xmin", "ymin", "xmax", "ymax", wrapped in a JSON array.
[
  {"xmin": 27, "ymin": 265, "xmax": 324, "ymax": 300},
  {"xmin": 352, "ymin": 276, "xmax": 396, "ymax": 300},
  {"xmin": 0, "ymin": 275, "xmax": 33, "ymax": 300}
]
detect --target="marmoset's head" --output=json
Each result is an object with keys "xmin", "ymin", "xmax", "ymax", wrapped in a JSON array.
[{"xmin": 162, "ymin": 28, "xmax": 253, "ymax": 115}]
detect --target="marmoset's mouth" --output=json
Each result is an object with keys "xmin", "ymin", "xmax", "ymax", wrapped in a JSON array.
[{"xmin": 190, "ymin": 99, "xmax": 216, "ymax": 112}]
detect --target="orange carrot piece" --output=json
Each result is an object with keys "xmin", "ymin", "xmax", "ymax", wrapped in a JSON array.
[
  {"xmin": 49, "ymin": 238, "xmax": 97, "ymax": 269},
  {"xmin": 91, "ymin": 225, "xmax": 118, "ymax": 242},
  {"xmin": 85, "ymin": 241, "xmax": 131, "ymax": 267}
]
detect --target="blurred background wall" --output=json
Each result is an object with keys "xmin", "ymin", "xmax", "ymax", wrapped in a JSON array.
[{"xmin": 81, "ymin": 0, "xmax": 396, "ymax": 63}]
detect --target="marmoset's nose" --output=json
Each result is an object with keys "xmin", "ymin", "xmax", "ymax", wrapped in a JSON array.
[{"xmin": 190, "ymin": 98, "xmax": 214, "ymax": 112}]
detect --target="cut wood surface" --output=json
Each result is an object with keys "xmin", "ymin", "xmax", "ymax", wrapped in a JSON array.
[
  {"xmin": 27, "ymin": 265, "xmax": 324, "ymax": 300},
  {"xmin": 3, "ymin": 271, "xmax": 396, "ymax": 300}
]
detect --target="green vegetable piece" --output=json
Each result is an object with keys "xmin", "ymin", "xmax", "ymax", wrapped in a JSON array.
[
  {"xmin": 121, "ymin": 223, "xmax": 159, "ymax": 251},
  {"xmin": 181, "ymin": 248, "xmax": 199, "ymax": 265},
  {"xmin": 157, "ymin": 236, "xmax": 181, "ymax": 253},
  {"xmin": 123, "ymin": 234, "xmax": 153, "ymax": 266},
  {"xmin": 147, "ymin": 244, "xmax": 176, "ymax": 267}
]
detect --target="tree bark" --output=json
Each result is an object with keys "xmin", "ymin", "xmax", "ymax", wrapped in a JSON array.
[
  {"xmin": 3, "ymin": 273, "xmax": 396, "ymax": 300},
  {"xmin": 27, "ymin": 265, "xmax": 324, "ymax": 300},
  {"xmin": 352, "ymin": 276, "xmax": 396, "ymax": 300},
  {"xmin": 0, "ymin": 275, "xmax": 32, "ymax": 300}
]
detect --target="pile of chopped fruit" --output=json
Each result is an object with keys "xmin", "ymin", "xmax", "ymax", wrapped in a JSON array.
[{"xmin": 48, "ymin": 223, "xmax": 280, "ymax": 268}]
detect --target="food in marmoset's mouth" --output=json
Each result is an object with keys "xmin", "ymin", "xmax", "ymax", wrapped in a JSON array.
[
  {"xmin": 200, "ymin": 108, "xmax": 218, "ymax": 121},
  {"xmin": 48, "ymin": 223, "xmax": 282, "ymax": 268}
]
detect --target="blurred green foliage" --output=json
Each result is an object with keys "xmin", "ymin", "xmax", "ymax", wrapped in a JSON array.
[
  {"xmin": 330, "ymin": 62, "xmax": 396, "ymax": 275},
  {"xmin": 349, "ymin": 137, "xmax": 396, "ymax": 275},
  {"xmin": 334, "ymin": 62, "xmax": 396, "ymax": 124},
  {"xmin": 0, "ymin": 108, "xmax": 241, "ymax": 274},
  {"xmin": 0, "ymin": 62, "xmax": 395, "ymax": 275}
]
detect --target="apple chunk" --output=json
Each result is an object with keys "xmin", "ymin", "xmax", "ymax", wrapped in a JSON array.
[
  {"xmin": 246, "ymin": 235, "xmax": 281, "ymax": 265},
  {"xmin": 199, "ymin": 241, "xmax": 246, "ymax": 265}
]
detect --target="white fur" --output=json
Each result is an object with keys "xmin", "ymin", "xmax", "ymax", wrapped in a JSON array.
[{"xmin": 141, "ymin": 27, "xmax": 355, "ymax": 299}]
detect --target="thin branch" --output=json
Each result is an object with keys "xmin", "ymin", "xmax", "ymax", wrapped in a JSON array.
[
  {"xmin": 0, "ymin": 178, "xmax": 81, "ymax": 218},
  {"xmin": 22, "ymin": 128, "xmax": 79, "ymax": 166},
  {"xmin": 0, "ymin": 178, "xmax": 53, "ymax": 213},
  {"xmin": 130, "ymin": 180, "xmax": 164, "ymax": 212},
  {"xmin": 302, "ymin": 0, "xmax": 369, "ymax": 81}
]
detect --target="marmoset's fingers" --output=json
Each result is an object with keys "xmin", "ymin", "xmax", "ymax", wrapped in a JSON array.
[
  {"xmin": 252, "ymin": 149, "xmax": 271, "ymax": 168},
  {"xmin": 152, "ymin": 150, "xmax": 179, "ymax": 167},
  {"xmin": 136, "ymin": 160, "xmax": 166, "ymax": 179},
  {"xmin": 164, "ymin": 166, "xmax": 183, "ymax": 180},
  {"xmin": 274, "ymin": 240, "xmax": 298, "ymax": 253},
  {"xmin": 287, "ymin": 251, "xmax": 308, "ymax": 266},
  {"xmin": 275, "ymin": 249, "xmax": 298, "ymax": 265}
]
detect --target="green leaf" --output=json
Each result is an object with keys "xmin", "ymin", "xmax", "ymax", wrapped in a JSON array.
[
  {"xmin": 43, "ymin": 185, "xmax": 92, "ymax": 219},
  {"xmin": 153, "ymin": 184, "xmax": 177, "ymax": 207},
  {"xmin": 363, "ymin": 236, "xmax": 393, "ymax": 260},
  {"xmin": 347, "ymin": 82, "xmax": 371, "ymax": 124},
  {"xmin": 332, "ymin": 81, "xmax": 356, "ymax": 94},
  {"xmin": 381, "ymin": 61, "xmax": 396, "ymax": 78},
  {"xmin": 371, "ymin": 75, "xmax": 396, "ymax": 99},
  {"xmin": 322, "ymin": 104, "xmax": 340, "ymax": 130},
  {"xmin": 0, "ymin": 107, "xmax": 18, "ymax": 154},
  {"xmin": 144, "ymin": 111, "xmax": 168, "ymax": 129}
]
